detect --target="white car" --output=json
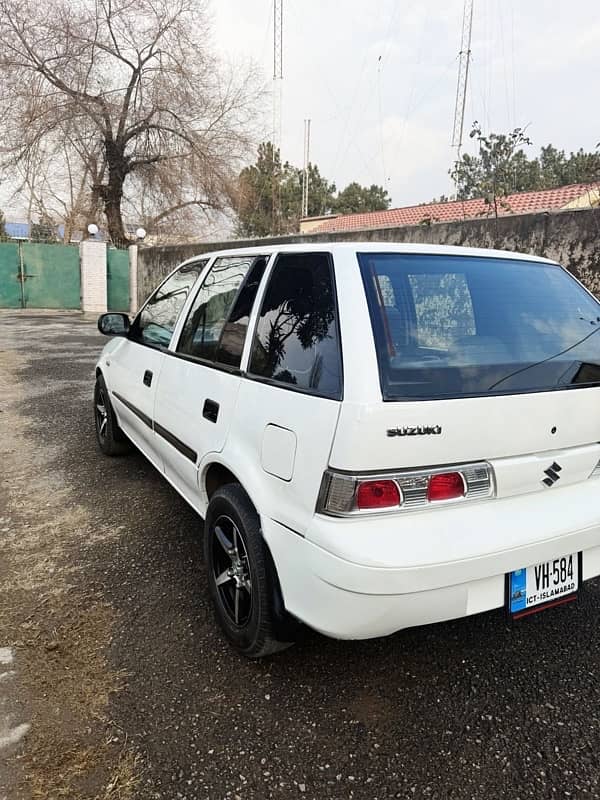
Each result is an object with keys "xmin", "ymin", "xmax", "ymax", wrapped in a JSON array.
[{"xmin": 95, "ymin": 243, "xmax": 600, "ymax": 657}]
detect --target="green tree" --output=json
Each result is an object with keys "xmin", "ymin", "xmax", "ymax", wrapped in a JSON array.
[
  {"xmin": 237, "ymin": 143, "xmax": 392, "ymax": 236},
  {"xmin": 450, "ymin": 123, "xmax": 532, "ymax": 214},
  {"xmin": 281, "ymin": 162, "xmax": 337, "ymax": 222},
  {"xmin": 451, "ymin": 124, "xmax": 600, "ymax": 206},
  {"xmin": 237, "ymin": 142, "xmax": 337, "ymax": 237},
  {"xmin": 333, "ymin": 182, "xmax": 390, "ymax": 215},
  {"xmin": 237, "ymin": 142, "xmax": 282, "ymax": 238}
]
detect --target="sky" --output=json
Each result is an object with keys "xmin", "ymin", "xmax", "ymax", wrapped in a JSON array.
[{"xmin": 213, "ymin": 0, "xmax": 600, "ymax": 210}]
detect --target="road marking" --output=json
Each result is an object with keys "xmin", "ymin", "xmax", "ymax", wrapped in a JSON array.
[{"xmin": 0, "ymin": 649, "xmax": 14, "ymax": 666}]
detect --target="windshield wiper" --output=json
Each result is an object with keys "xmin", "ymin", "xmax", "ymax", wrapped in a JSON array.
[{"xmin": 487, "ymin": 324, "xmax": 600, "ymax": 391}]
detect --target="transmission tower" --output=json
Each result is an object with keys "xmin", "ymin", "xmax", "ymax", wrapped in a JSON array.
[
  {"xmin": 451, "ymin": 0, "xmax": 474, "ymax": 153},
  {"xmin": 272, "ymin": 0, "xmax": 283, "ymax": 232},
  {"xmin": 301, "ymin": 119, "xmax": 311, "ymax": 218}
]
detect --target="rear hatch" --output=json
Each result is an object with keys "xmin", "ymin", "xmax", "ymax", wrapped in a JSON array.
[{"xmin": 330, "ymin": 251, "xmax": 600, "ymax": 501}]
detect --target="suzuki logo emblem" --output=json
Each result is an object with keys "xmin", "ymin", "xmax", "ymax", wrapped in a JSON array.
[
  {"xmin": 387, "ymin": 425, "xmax": 442, "ymax": 438},
  {"xmin": 542, "ymin": 461, "xmax": 562, "ymax": 487}
]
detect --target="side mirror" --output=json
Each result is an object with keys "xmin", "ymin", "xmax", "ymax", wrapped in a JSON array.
[{"xmin": 98, "ymin": 312, "xmax": 130, "ymax": 337}]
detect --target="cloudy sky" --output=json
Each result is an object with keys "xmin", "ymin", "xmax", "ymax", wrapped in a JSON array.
[{"xmin": 213, "ymin": 0, "xmax": 600, "ymax": 209}]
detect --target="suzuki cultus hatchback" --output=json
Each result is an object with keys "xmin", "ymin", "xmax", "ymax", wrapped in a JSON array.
[{"xmin": 94, "ymin": 244, "xmax": 600, "ymax": 657}]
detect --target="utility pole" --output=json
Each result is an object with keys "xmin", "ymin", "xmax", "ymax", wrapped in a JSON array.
[
  {"xmin": 301, "ymin": 118, "xmax": 311, "ymax": 219},
  {"xmin": 451, "ymin": 0, "xmax": 474, "ymax": 155},
  {"xmin": 272, "ymin": 0, "xmax": 283, "ymax": 234}
]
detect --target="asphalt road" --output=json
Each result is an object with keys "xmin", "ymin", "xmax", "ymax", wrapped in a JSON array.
[{"xmin": 2, "ymin": 310, "xmax": 600, "ymax": 800}]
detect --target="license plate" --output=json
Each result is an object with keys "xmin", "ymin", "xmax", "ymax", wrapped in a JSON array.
[{"xmin": 508, "ymin": 553, "xmax": 579, "ymax": 618}]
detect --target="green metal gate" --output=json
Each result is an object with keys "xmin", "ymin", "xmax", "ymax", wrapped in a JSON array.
[
  {"xmin": 22, "ymin": 243, "xmax": 80, "ymax": 309},
  {"xmin": 0, "ymin": 243, "xmax": 21, "ymax": 308},
  {"xmin": 0, "ymin": 242, "xmax": 80, "ymax": 309},
  {"xmin": 107, "ymin": 248, "xmax": 130, "ymax": 311}
]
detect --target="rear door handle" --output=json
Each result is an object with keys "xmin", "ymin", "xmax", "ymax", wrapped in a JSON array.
[
  {"xmin": 203, "ymin": 399, "xmax": 219, "ymax": 423},
  {"xmin": 143, "ymin": 370, "xmax": 153, "ymax": 387}
]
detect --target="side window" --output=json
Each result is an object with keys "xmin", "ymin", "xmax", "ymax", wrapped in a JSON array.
[
  {"xmin": 215, "ymin": 257, "xmax": 267, "ymax": 367},
  {"xmin": 407, "ymin": 272, "xmax": 476, "ymax": 349},
  {"xmin": 133, "ymin": 261, "xmax": 207, "ymax": 348},
  {"xmin": 249, "ymin": 252, "xmax": 342, "ymax": 399},
  {"xmin": 177, "ymin": 256, "xmax": 267, "ymax": 366}
]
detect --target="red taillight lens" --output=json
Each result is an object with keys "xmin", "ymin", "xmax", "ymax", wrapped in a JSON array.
[
  {"xmin": 356, "ymin": 480, "xmax": 401, "ymax": 510},
  {"xmin": 427, "ymin": 472, "xmax": 465, "ymax": 502}
]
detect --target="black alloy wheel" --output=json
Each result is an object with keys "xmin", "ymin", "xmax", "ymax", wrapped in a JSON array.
[
  {"xmin": 94, "ymin": 375, "xmax": 131, "ymax": 456},
  {"xmin": 211, "ymin": 514, "xmax": 253, "ymax": 627},
  {"xmin": 204, "ymin": 484, "xmax": 294, "ymax": 658},
  {"xmin": 95, "ymin": 385, "xmax": 109, "ymax": 443}
]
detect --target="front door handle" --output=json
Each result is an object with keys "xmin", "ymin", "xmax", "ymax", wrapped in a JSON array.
[
  {"xmin": 143, "ymin": 370, "xmax": 153, "ymax": 387},
  {"xmin": 203, "ymin": 399, "xmax": 219, "ymax": 423}
]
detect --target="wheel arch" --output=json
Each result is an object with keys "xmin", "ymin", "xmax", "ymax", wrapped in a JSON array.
[
  {"xmin": 201, "ymin": 457, "xmax": 298, "ymax": 640},
  {"xmin": 200, "ymin": 456, "xmax": 266, "ymax": 518}
]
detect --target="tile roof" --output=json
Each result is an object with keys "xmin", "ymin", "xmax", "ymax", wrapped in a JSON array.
[{"xmin": 311, "ymin": 183, "xmax": 599, "ymax": 233}]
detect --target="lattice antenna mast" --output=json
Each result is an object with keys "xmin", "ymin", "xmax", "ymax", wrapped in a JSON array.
[
  {"xmin": 301, "ymin": 119, "xmax": 311, "ymax": 219},
  {"xmin": 451, "ymin": 0, "xmax": 474, "ymax": 153},
  {"xmin": 272, "ymin": 0, "xmax": 283, "ymax": 232}
]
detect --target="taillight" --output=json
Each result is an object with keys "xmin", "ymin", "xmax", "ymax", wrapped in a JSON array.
[
  {"xmin": 317, "ymin": 462, "xmax": 493, "ymax": 516},
  {"xmin": 427, "ymin": 472, "xmax": 465, "ymax": 502},
  {"xmin": 356, "ymin": 480, "xmax": 401, "ymax": 510}
]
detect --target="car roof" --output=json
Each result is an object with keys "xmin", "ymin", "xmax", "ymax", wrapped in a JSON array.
[{"xmin": 178, "ymin": 241, "xmax": 560, "ymax": 267}]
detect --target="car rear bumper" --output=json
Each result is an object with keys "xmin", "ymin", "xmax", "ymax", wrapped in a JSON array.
[{"xmin": 262, "ymin": 482, "xmax": 600, "ymax": 639}]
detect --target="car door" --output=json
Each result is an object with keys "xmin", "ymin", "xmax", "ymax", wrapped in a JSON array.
[
  {"xmin": 226, "ymin": 251, "xmax": 344, "ymax": 534},
  {"xmin": 107, "ymin": 260, "xmax": 207, "ymax": 467},
  {"xmin": 153, "ymin": 254, "xmax": 269, "ymax": 504}
]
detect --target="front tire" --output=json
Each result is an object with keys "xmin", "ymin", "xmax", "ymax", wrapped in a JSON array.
[
  {"xmin": 204, "ymin": 484, "xmax": 293, "ymax": 658},
  {"xmin": 94, "ymin": 375, "xmax": 131, "ymax": 456}
]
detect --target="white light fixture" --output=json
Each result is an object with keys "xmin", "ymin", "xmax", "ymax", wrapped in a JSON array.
[
  {"xmin": 136, "ymin": 227, "xmax": 147, "ymax": 241},
  {"xmin": 87, "ymin": 223, "xmax": 99, "ymax": 236}
]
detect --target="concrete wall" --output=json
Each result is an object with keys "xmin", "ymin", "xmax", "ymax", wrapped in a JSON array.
[
  {"xmin": 128, "ymin": 245, "xmax": 139, "ymax": 314},
  {"xmin": 80, "ymin": 240, "xmax": 108, "ymax": 313},
  {"xmin": 136, "ymin": 207, "xmax": 600, "ymax": 306}
]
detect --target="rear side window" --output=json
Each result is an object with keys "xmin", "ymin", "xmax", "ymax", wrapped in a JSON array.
[
  {"xmin": 177, "ymin": 255, "xmax": 267, "ymax": 368},
  {"xmin": 249, "ymin": 252, "xmax": 342, "ymax": 399},
  {"xmin": 216, "ymin": 258, "xmax": 267, "ymax": 367},
  {"xmin": 133, "ymin": 261, "xmax": 207, "ymax": 347},
  {"xmin": 359, "ymin": 252, "xmax": 600, "ymax": 400}
]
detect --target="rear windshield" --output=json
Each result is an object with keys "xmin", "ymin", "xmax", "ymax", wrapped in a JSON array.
[{"xmin": 358, "ymin": 253, "xmax": 600, "ymax": 400}]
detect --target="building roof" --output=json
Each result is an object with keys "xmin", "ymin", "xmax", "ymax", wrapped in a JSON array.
[
  {"xmin": 4, "ymin": 221, "xmax": 140, "ymax": 243},
  {"xmin": 309, "ymin": 183, "xmax": 600, "ymax": 234},
  {"xmin": 5, "ymin": 222, "xmax": 30, "ymax": 239}
]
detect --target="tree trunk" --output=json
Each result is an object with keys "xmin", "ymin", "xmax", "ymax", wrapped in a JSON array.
[
  {"xmin": 63, "ymin": 217, "xmax": 73, "ymax": 244},
  {"xmin": 103, "ymin": 182, "xmax": 128, "ymax": 247},
  {"xmin": 101, "ymin": 142, "xmax": 130, "ymax": 248}
]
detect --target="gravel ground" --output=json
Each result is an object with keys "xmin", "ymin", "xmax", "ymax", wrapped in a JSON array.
[{"xmin": 2, "ymin": 310, "xmax": 600, "ymax": 799}]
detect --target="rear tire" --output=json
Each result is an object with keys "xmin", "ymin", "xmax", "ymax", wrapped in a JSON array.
[
  {"xmin": 94, "ymin": 374, "xmax": 131, "ymax": 456},
  {"xmin": 204, "ymin": 484, "xmax": 293, "ymax": 658}
]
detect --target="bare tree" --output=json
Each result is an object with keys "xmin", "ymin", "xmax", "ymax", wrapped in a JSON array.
[
  {"xmin": 0, "ymin": 0, "xmax": 262, "ymax": 245},
  {"xmin": 7, "ymin": 115, "xmax": 105, "ymax": 242}
]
